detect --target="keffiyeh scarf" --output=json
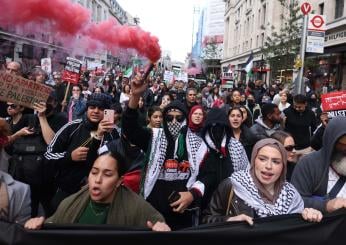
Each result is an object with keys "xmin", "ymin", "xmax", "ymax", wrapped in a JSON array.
[{"xmin": 230, "ymin": 170, "xmax": 304, "ymax": 217}]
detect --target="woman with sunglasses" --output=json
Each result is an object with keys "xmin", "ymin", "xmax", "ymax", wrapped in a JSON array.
[
  {"xmin": 123, "ymin": 75, "xmax": 207, "ymax": 230},
  {"xmin": 203, "ymin": 138, "xmax": 322, "ymax": 225},
  {"xmin": 271, "ymin": 130, "xmax": 297, "ymax": 182}
]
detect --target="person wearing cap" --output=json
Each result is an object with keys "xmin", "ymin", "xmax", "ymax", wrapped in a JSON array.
[
  {"xmin": 44, "ymin": 93, "xmax": 119, "ymax": 214},
  {"xmin": 291, "ymin": 116, "xmax": 346, "ymax": 213},
  {"xmin": 122, "ymin": 75, "xmax": 207, "ymax": 230}
]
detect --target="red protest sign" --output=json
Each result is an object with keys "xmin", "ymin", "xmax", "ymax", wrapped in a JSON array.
[
  {"xmin": 62, "ymin": 70, "xmax": 80, "ymax": 85},
  {"xmin": 321, "ymin": 90, "xmax": 346, "ymax": 111},
  {"xmin": 61, "ymin": 57, "xmax": 82, "ymax": 84}
]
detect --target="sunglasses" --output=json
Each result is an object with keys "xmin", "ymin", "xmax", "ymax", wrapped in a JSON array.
[
  {"xmin": 285, "ymin": 145, "xmax": 295, "ymax": 152},
  {"xmin": 165, "ymin": 114, "xmax": 185, "ymax": 122},
  {"xmin": 7, "ymin": 104, "xmax": 18, "ymax": 109}
]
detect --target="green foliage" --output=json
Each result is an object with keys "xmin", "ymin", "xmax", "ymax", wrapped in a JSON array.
[{"xmin": 261, "ymin": 0, "xmax": 303, "ymax": 79}]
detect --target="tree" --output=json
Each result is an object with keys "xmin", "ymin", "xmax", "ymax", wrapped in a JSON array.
[{"xmin": 261, "ymin": 0, "xmax": 302, "ymax": 82}]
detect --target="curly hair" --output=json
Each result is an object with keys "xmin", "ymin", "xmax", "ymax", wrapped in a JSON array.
[{"xmin": 0, "ymin": 118, "xmax": 10, "ymax": 137}]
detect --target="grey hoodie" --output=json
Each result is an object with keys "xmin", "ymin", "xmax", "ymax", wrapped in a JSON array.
[
  {"xmin": 291, "ymin": 116, "xmax": 346, "ymax": 212},
  {"xmin": 250, "ymin": 116, "xmax": 282, "ymax": 140}
]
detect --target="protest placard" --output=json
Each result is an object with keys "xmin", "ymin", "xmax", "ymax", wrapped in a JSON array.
[
  {"xmin": 0, "ymin": 71, "xmax": 53, "ymax": 109},
  {"xmin": 321, "ymin": 90, "xmax": 346, "ymax": 118},
  {"xmin": 61, "ymin": 57, "xmax": 82, "ymax": 85}
]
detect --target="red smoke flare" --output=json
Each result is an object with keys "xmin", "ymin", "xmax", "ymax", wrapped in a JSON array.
[
  {"xmin": 0, "ymin": 0, "xmax": 90, "ymax": 35},
  {"xmin": 86, "ymin": 19, "xmax": 161, "ymax": 62},
  {"xmin": 0, "ymin": 0, "xmax": 161, "ymax": 62}
]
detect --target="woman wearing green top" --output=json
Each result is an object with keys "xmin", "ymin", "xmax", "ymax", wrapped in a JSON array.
[{"xmin": 24, "ymin": 151, "xmax": 171, "ymax": 231}]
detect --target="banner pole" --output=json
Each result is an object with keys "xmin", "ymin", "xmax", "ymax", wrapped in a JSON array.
[{"xmin": 61, "ymin": 82, "xmax": 71, "ymax": 112}]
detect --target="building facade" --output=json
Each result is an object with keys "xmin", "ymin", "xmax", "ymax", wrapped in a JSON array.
[
  {"xmin": 0, "ymin": 0, "xmax": 132, "ymax": 73},
  {"xmin": 222, "ymin": 0, "xmax": 346, "ymax": 89},
  {"xmin": 222, "ymin": 0, "xmax": 290, "ymax": 84},
  {"xmin": 308, "ymin": 0, "xmax": 346, "ymax": 89}
]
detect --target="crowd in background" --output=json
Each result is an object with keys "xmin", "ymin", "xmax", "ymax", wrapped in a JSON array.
[{"xmin": 1, "ymin": 60, "xmax": 346, "ymax": 232}]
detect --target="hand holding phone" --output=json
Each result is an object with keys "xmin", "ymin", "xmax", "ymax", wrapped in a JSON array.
[
  {"xmin": 103, "ymin": 109, "xmax": 115, "ymax": 124},
  {"xmin": 168, "ymin": 191, "xmax": 181, "ymax": 204}
]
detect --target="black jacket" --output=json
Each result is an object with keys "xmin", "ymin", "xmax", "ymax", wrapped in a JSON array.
[
  {"xmin": 283, "ymin": 106, "xmax": 317, "ymax": 150},
  {"xmin": 44, "ymin": 119, "xmax": 118, "ymax": 194},
  {"xmin": 202, "ymin": 178, "xmax": 254, "ymax": 224}
]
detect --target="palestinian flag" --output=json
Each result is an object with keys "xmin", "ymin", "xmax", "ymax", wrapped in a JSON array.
[{"xmin": 245, "ymin": 52, "xmax": 254, "ymax": 76}]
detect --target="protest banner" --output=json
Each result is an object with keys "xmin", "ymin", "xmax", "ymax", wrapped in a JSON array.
[
  {"xmin": 0, "ymin": 71, "xmax": 53, "ymax": 109},
  {"xmin": 321, "ymin": 90, "xmax": 346, "ymax": 118},
  {"xmin": 1, "ymin": 210, "xmax": 346, "ymax": 245},
  {"xmin": 61, "ymin": 57, "xmax": 83, "ymax": 111},
  {"xmin": 61, "ymin": 57, "xmax": 82, "ymax": 85}
]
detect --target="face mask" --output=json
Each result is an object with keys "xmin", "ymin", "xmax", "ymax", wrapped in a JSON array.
[
  {"xmin": 167, "ymin": 121, "xmax": 183, "ymax": 140},
  {"xmin": 209, "ymin": 125, "xmax": 225, "ymax": 148}
]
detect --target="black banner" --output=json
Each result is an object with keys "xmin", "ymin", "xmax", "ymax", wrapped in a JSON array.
[{"xmin": 1, "ymin": 209, "xmax": 346, "ymax": 245}]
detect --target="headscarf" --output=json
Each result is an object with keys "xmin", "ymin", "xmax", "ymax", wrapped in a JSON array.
[
  {"xmin": 188, "ymin": 105, "xmax": 205, "ymax": 132},
  {"xmin": 250, "ymin": 138, "xmax": 287, "ymax": 203}
]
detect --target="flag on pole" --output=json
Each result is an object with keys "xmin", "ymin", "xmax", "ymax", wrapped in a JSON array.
[
  {"xmin": 245, "ymin": 52, "xmax": 254, "ymax": 76},
  {"xmin": 123, "ymin": 67, "xmax": 133, "ymax": 78}
]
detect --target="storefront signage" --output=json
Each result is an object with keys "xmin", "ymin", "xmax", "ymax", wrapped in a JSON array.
[{"xmin": 325, "ymin": 30, "xmax": 346, "ymax": 47}]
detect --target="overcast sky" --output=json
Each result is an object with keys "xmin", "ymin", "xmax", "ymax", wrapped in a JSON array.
[{"xmin": 117, "ymin": 0, "xmax": 205, "ymax": 63}]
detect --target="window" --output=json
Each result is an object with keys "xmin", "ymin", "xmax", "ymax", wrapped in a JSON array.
[
  {"xmin": 335, "ymin": 0, "xmax": 344, "ymax": 19},
  {"xmin": 319, "ymin": 3, "xmax": 324, "ymax": 15},
  {"xmin": 261, "ymin": 33, "xmax": 264, "ymax": 47},
  {"xmin": 262, "ymin": 4, "xmax": 266, "ymax": 25}
]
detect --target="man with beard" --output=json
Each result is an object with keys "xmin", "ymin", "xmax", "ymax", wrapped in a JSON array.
[
  {"xmin": 291, "ymin": 116, "xmax": 346, "ymax": 213},
  {"xmin": 122, "ymin": 75, "xmax": 207, "ymax": 230},
  {"xmin": 198, "ymin": 108, "xmax": 249, "ymax": 211},
  {"xmin": 44, "ymin": 93, "xmax": 119, "ymax": 214}
]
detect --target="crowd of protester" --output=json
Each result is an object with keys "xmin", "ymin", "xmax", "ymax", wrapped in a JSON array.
[{"xmin": 0, "ymin": 60, "xmax": 346, "ymax": 232}]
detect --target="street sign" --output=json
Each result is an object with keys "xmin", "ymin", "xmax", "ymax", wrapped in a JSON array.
[
  {"xmin": 308, "ymin": 14, "xmax": 326, "ymax": 31},
  {"xmin": 306, "ymin": 31, "xmax": 325, "ymax": 53},
  {"xmin": 301, "ymin": 2, "xmax": 312, "ymax": 15}
]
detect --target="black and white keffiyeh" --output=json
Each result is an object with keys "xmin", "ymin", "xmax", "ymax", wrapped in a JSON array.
[
  {"xmin": 230, "ymin": 170, "xmax": 304, "ymax": 217},
  {"xmin": 205, "ymin": 134, "xmax": 249, "ymax": 172},
  {"xmin": 167, "ymin": 121, "xmax": 184, "ymax": 140},
  {"xmin": 142, "ymin": 128, "xmax": 207, "ymax": 199}
]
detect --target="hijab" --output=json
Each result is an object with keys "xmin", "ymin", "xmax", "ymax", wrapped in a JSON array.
[
  {"xmin": 188, "ymin": 105, "xmax": 205, "ymax": 132},
  {"xmin": 250, "ymin": 138, "xmax": 287, "ymax": 203}
]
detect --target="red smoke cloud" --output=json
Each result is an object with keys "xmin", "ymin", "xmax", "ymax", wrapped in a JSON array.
[
  {"xmin": 86, "ymin": 19, "xmax": 161, "ymax": 62},
  {"xmin": 0, "ymin": 0, "xmax": 161, "ymax": 62},
  {"xmin": 0, "ymin": 0, "xmax": 90, "ymax": 35}
]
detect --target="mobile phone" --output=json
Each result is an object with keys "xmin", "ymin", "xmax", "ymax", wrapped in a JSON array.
[
  {"xmin": 103, "ymin": 109, "xmax": 115, "ymax": 124},
  {"xmin": 168, "ymin": 191, "xmax": 181, "ymax": 204}
]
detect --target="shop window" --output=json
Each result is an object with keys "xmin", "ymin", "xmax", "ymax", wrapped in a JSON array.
[{"xmin": 335, "ymin": 0, "xmax": 344, "ymax": 19}]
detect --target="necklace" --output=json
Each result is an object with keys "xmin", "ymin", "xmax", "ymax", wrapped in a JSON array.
[{"xmin": 89, "ymin": 201, "xmax": 110, "ymax": 216}]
